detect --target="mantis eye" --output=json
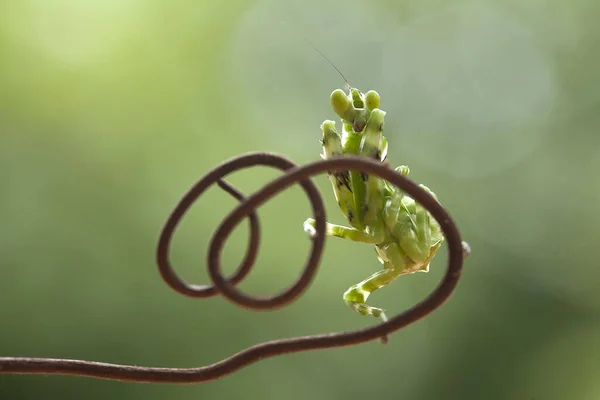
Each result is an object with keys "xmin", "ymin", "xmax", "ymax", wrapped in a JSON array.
[
  {"xmin": 365, "ymin": 90, "xmax": 380, "ymax": 110},
  {"xmin": 330, "ymin": 89, "xmax": 353, "ymax": 122}
]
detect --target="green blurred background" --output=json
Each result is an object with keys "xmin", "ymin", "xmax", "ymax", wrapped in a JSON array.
[{"xmin": 1, "ymin": 0, "xmax": 599, "ymax": 399}]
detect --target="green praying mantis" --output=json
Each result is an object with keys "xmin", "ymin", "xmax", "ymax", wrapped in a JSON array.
[{"xmin": 303, "ymin": 78, "xmax": 470, "ymax": 322}]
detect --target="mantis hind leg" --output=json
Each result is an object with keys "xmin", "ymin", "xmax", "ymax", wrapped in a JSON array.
[
  {"xmin": 343, "ymin": 269, "xmax": 396, "ymax": 321},
  {"xmin": 343, "ymin": 243, "xmax": 407, "ymax": 320}
]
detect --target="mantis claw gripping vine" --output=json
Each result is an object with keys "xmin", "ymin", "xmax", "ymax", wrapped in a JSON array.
[{"xmin": 304, "ymin": 87, "xmax": 471, "ymax": 322}]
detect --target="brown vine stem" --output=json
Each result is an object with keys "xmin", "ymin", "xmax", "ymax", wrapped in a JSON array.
[{"xmin": 0, "ymin": 152, "xmax": 467, "ymax": 384}]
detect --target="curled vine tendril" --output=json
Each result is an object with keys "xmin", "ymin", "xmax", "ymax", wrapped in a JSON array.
[{"xmin": 0, "ymin": 152, "xmax": 467, "ymax": 384}]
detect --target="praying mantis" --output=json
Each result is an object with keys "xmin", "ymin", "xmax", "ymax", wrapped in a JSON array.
[{"xmin": 303, "ymin": 79, "xmax": 470, "ymax": 322}]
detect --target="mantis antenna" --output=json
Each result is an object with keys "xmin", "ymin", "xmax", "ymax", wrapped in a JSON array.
[{"xmin": 302, "ymin": 37, "xmax": 352, "ymax": 92}]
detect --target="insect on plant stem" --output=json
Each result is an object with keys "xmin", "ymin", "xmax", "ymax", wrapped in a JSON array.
[
  {"xmin": 302, "ymin": 39, "xmax": 471, "ymax": 342},
  {"xmin": 0, "ymin": 36, "xmax": 470, "ymax": 382}
]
